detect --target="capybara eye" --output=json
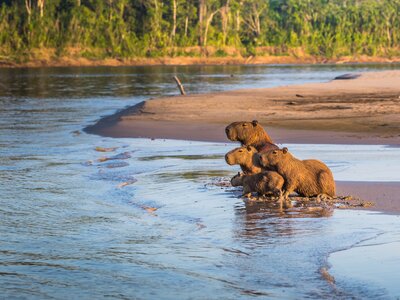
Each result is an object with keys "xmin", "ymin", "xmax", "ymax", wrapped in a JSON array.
[
  {"xmin": 239, "ymin": 150, "xmax": 243, "ymax": 152},
  {"xmin": 273, "ymin": 151, "xmax": 277, "ymax": 154},
  {"xmin": 242, "ymin": 124, "xmax": 247, "ymax": 127}
]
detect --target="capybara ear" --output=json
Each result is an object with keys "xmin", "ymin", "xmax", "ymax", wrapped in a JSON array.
[
  {"xmin": 246, "ymin": 145, "xmax": 252, "ymax": 151},
  {"xmin": 237, "ymin": 172, "xmax": 240, "ymax": 176},
  {"xmin": 282, "ymin": 147, "xmax": 288, "ymax": 154},
  {"xmin": 252, "ymin": 120, "xmax": 258, "ymax": 127}
]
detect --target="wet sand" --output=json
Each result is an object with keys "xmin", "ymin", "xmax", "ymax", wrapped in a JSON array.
[
  {"xmin": 336, "ymin": 181, "xmax": 400, "ymax": 214},
  {"xmin": 85, "ymin": 70, "xmax": 400, "ymax": 213}
]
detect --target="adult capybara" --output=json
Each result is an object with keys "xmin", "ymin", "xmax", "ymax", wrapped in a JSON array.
[
  {"xmin": 258, "ymin": 147, "xmax": 336, "ymax": 199},
  {"xmin": 225, "ymin": 120, "xmax": 277, "ymax": 152},
  {"xmin": 225, "ymin": 146, "xmax": 263, "ymax": 175},
  {"xmin": 230, "ymin": 171, "xmax": 284, "ymax": 197}
]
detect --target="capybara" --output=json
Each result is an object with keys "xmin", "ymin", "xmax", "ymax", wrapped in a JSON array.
[
  {"xmin": 225, "ymin": 146, "xmax": 263, "ymax": 174},
  {"xmin": 230, "ymin": 171, "xmax": 284, "ymax": 197},
  {"xmin": 258, "ymin": 147, "xmax": 336, "ymax": 199},
  {"xmin": 225, "ymin": 120, "xmax": 277, "ymax": 152}
]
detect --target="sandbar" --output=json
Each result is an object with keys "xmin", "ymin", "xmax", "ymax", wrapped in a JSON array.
[
  {"xmin": 84, "ymin": 70, "xmax": 400, "ymax": 213},
  {"xmin": 85, "ymin": 70, "xmax": 400, "ymax": 145}
]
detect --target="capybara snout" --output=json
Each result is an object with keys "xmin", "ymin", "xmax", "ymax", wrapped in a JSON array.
[
  {"xmin": 225, "ymin": 152, "xmax": 233, "ymax": 165},
  {"xmin": 225, "ymin": 124, "xmax": 236, "ymax": 141}
]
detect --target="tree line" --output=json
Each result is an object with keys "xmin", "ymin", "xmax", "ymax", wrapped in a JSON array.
[{"xmin": 0, "ymin": 0, "xmax": 399, "ymax": 61}]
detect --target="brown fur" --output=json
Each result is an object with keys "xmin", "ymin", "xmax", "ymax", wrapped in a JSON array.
[
  {"xmin": 225, "ymin": 146, "xmax": 263, "ymax": 175},
  {"xmin": 258, "ymin": 147, "xmax": 336, "ymax": 198},
  {"xmin": 231, "ymin": 171, "xmax": 284, "ymax": 197},
  {"xmin": 225, "ymin": 120, "xmax": 276, "ymax": 152}
]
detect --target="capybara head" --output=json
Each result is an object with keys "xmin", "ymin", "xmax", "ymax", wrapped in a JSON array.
[
  {"xmin": 258, "ymin": 147, "xmax": 289, "ymax": 169},
  {"xmin": 225, "ymin": 120, "xmax": 272, "ymax": 147},
  {"xmin": 225, "ymin": 145, "xmax": 258, "ymax": 165},
  {"xmin": 230, "ymin": 172, "xmax": 244, "ymax": 186}
]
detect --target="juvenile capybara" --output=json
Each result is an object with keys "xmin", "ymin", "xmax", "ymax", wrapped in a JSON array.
[
  {"xmin": 258, "ymin": 147, "xmax": 336, "ymax": 199},
  {"xmin": 231, "ymin": 171, "xmax": 284, "ymax": 197},
  {"xmin": 225, "ymin": 120, "xmax": 277, "ymax": 152},
  {"xmin": 225, "ymin": 146, "xmax": 263, "ymax": 175}
]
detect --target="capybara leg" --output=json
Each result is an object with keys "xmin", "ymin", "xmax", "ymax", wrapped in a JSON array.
[
  {"xmin": 242, "ymin": 192, "xmax": 252, "ymax": 198},
  {"xmin": 284, "ymin": 198, "xmax": 293, "ymax": 208},
  {"xmin": 273, "ymin": 189, "xmax": 282, "ymax": 199},
  {"xmin": 317, "ymin": 193, "xmax": 332, "ymax": 202},
  {"xmin": 319, "ymin": 172, "xmax": 336, "ymax": 197},
  {"xmin": 278, "ymin": 193, "xmax": 285, "ymax": 211},
  {"xmin": 282, "ymin": 190, "xmax": 291, "ymax": 200}
]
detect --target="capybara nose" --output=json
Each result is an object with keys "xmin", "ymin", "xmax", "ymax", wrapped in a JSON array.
[
  {"xmin": 225, "ymin": 153, "xmax": 232, "ymax": 165},
  {"xmin": 257, "ymin": 153, "xmax": 264, "ymax": 163},
  {"xmin": 225, "ymin": 127, "xmax": 230, "ymax": 135}
]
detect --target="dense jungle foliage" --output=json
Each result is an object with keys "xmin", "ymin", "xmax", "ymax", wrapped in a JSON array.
[{"xmin": 0, "ymin": 0, "xmax": 399, "ymax": 61}]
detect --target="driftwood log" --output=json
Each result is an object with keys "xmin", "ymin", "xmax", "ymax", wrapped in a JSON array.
[{"xmin": 173, "ymin": 76, "xmax": 186, "ymax": 95}]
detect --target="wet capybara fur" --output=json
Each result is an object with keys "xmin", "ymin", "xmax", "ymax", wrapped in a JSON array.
[
  {"xmin": 225, "ymin": 120, "xmax": 277, "ymax": 152},
  {"xmin": 258, "ymin": 147, "xmax": 336, "ymax": 199},
  {"xmin": 230, "ymin": 171, "xmax": 284, "ymax": 197},
  {"xmin": 225, "ymin": 146, "xmax": 263, "ymax": 175}
]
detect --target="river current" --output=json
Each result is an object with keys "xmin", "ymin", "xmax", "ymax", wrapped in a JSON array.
[{"xmin": 1, "ymin": 64, "xmax": 400, "ymax": 299}]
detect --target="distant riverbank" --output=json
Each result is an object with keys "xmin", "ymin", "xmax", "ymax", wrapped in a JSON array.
[{"xmin": 2, "ymin": 50, "xmax": 400, "ymax": 68}]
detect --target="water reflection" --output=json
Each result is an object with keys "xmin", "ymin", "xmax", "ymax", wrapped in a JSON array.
[{"xmin": 233, "ymin": 200, "xmax": 333, "ymax": 242}]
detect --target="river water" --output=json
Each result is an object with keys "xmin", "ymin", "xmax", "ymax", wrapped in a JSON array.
[{"xmin": 1, "ymin": 64, "xmax": 400, "ymax": 299}]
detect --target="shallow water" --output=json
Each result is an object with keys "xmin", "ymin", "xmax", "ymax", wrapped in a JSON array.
[{"xmin": 1, "ymin": 64, "xmax": 400, "ymax": 299}]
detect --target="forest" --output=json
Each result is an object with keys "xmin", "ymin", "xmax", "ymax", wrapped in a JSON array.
[{"xmin": 0, "ymin": 0, "xmax": 399, "ymax": 63}]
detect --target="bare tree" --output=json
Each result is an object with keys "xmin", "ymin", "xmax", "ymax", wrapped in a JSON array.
[
  {"xmin": 25, "ymin": 0, "xmax": 32, "ymax": 22},
  {"xmin": 171, "ymin": 0, "xmax": 177, "ymax": 41},
  {"xmin": 37, "ymin": 0, "xmax": 45, "ymax": 18},
  {"xmin": 198, "ymin": 0, "xmax": 206, "ymax": 46}
]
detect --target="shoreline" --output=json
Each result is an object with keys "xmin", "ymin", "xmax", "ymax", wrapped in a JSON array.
[{"xmin": 2, "ymin": 55, "xmax": 400, "ymax": 69}]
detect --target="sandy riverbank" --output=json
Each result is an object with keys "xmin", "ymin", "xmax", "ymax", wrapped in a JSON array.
[
  {"xmin": 2, "ymin": 54, "xmax": 400, "ymax": 68},
  {"xmin": 84, "ymin": 70, "xmax": 400, "ymax": 213},
  {"xmin": 85, "ymin": 70, "xmax": 400, "ymax": 145}
]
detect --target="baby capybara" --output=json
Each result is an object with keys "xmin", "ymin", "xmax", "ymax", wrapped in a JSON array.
[
  {"xmin": 225, "ymin": 120, "xmax": 277, "ymax": 152},
  {"xmin": 230, "ymin": 171, "xmax": 284, "ymax": 197},
  {"xmin": 225, "ymin": 146, "xmax": 263, "ymax": 175},
  {"xmin": 258, "ymin": 147, "xmax": 336, "ymax": 199}
]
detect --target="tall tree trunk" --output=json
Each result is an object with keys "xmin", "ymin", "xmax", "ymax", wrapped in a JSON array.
[
  {"xmin": 236, "ymin": 2, "xmax": 242, "ymax": 32},
  {"xmin": 221, "ymin": 0, "xmax": 230, "ymax": 45},
  {"xmin": 185, "ymin": 16, "xmax": 189, "ymax": 38},
  {"xmin": 204, "ymin": 10, "xmax": 220, "ymax": 46},
  {"xmin": 25, "ymin": 0, "xmax": 32, "ymax": 22},
  {"xmin": 77, "ymin": 0, "xmax": 81, "ymax": 6},
  {"xmin": 171, "ymin": 0, "xmax": 177, "ymax": 41},
  {"xmin": 37, "ymin": 0, "xmax": 45, "ymax": 18},
  {"xmin": 198, "ymin": 0, "xmax": 206, "ymax": 46}
]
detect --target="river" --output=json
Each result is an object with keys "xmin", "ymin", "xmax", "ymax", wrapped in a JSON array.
[{"xmin": 1, "ymin": 64, "xmax": 400, "ymax": 299}]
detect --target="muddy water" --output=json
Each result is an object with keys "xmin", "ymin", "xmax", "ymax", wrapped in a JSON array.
[{"xmin": 1, "ymin": 64, "xmax": 400, "ymax": 299}]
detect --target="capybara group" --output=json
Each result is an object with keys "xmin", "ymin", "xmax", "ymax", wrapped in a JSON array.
[
  {"xmin": 225, "ymin": 146, "xmax": 262, "ymax": 175},
  {"xmin": 231, "ymin": 171, "xmax": 284, "ymax": 197},
  {"xmin": 225, "ymin": 120, "xmax": 277, "ymax": 152},
  {"xmin": 258, "ymin": 147, "xmax": 336, "ymax": 199},
  {"xmin": 224, "ymin": 120, "xmax": 336, "ymax": 208}
]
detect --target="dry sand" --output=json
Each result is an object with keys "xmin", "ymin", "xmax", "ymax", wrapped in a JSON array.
[{"xmin": 85, "ymin": 70, "xmax": 400, "ymax": 213}]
